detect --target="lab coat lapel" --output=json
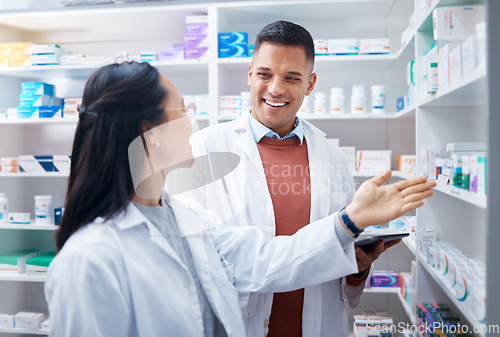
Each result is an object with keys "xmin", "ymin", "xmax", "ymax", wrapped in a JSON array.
[
  {"xmin": 304, "ymin": 121, "xmax": 332, "ymax": 221},
  {"xmin": 233, "ymin": 113, "xmax": 266, "ymax": 178}
]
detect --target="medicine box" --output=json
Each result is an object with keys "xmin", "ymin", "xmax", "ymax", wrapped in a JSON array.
[
  {"xmin": 26, "ymin": 251, "xmax": 56, "ymax": 273},
  {"xmin": 371, "ymin": 271, "xmax": 400, "ymax": 287},
  {"xmin": 218, "ymin": 44, "xmax": 247, "ymax": 58},
  {"xmin": 15, "ymin": 311, "xmax": 44, "ymax": 331},
  {"xmin": 158, "ymin": 45, "xmax": 184, "ymax": 62},
  {"xmin": 438, "ymin": 43, "xmax": 460, "ymax": 89},
  {"xmin": 359, "ymin": 38, "xmax": 389, "ymax": 55},
  {"xmin": 448, "ymin": 44, "xmax": 463, "ymax": 85},
  {"xmin": 53, "ymin": 155, "xmax": 71, "ymax": 172},
  {"xmin": 21, "ymin": 82, "xmax": 54, "ymax": 96},
  {"xmin": 19, "ymin": 94, "xmax": 52, "ymax": 107},
  {"xmin": 0, "ymin": 249, "xmax": 39, "ymax": 274},
  {"xmin": 356, "ymin": 150, "xmax": 392, "ymax": 173},
  {"xmin": 8, "ymin": 54, "xmax": 31, "ymax": 67},
  {"xmin": 184, "ymin": 47, "xmax": 208, "ymax": 60},
  {"xmin": 433, "ymin": 6, "xmax": 485, "ymax": 41},
  {"xmin": 462, "ymin": 34, "xmax": 477, "ymax": 76},
  {"xmin": 218, "ymin": 32, "xmax": 248, "ymax": 46},
  {"xmin": 185, "ymin": 15, "xmax": 208, "ymax": 35},
  {"xmin": 31, "ymin": 53, "xmax": 61, "ymax": 66},
  {"xmin": 28, "ymin": 44, "xmax": 61, "ymax": 55},
  {"xmin": 398, "ymin": 155, "xmax": 417, "ymax": 174},
  {"xmin": 54, "ymin": 207, "xmax": 64, "ymax": 226},
  {"xmin": 8, "ymin": 213, "xmax": 31, "ymax": 225},
  {"xmin": 183, "ymin": 32, "xmax": 209, "ymax": 49},
  {"xmin": 313, "ymin": 40, "xmax": 328, "ymax": 56},
  {"xmin": 17, "ymin": 106, "xmax": 40, "ymax": 119},
  {"xmin": 18, "ymin": 155, "xmax": 54, "ymax": 172},
  {"xmin": 0, "ymin": 314, "xmax": 14, "ymax": 328},
  {"xmin": 327, "ymin": 39, "xmax": 358, "ymax": 55}
]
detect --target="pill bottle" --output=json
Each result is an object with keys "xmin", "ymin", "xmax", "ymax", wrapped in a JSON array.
[
  {"xmin": 370, "ymin": 85, "xmax": 385, "ymax": 114},
  {"xmin": 0, "ymin": 193, "xmax": 8, "ymax": 223},
  {"xmin": 314, "ymin": 92, "xmax": 327, "ymax": 114},
  {"xmin": 351, "ymin": 84, "xmax": 366, "ymax": 114},
  {"xmin": 35, "ymin": 195, "xmax": 53, "ymax": 225},
  {"xmin": 240, "ymin": 91, "xmax": 251, "ymax": 112},
  {"xmin": 298, "ymin": 96, "xmax": 310, "ymax": 115},
  {"xmin": 330, "ymin": 87, "xmax": 345, "ymax": 114}
]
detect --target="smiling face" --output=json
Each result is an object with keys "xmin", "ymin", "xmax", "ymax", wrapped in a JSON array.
[{"xmin": 248, "ymin": 42, "xmax": 317, "ymax": 137}]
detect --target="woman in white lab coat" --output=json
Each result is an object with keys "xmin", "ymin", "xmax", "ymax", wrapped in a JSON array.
[{"xmin": 45, "ymin": 61, "xmax": 435, "ymax": 337}]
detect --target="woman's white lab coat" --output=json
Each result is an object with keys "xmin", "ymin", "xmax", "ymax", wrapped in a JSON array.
[
  {"xmin": 183, "ymin": 113, "xmax": 366, "ymax": 337},
  {"xmin": 45, "ymin": 194, "xmax": 357, "ymax": 337}
]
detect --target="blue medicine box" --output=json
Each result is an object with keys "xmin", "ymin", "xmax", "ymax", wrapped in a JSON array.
[
  {"xmin": 218, "ymin": 45, "xmax": 248, "ymax": 58},
  {"xmin": 397, "ymin": 96, "xmax": 405, "ymax": 111},
  {"xmin": 218, "ymin": 32, "xmax": 248, "ymax": 46},
  {"xmin": 39, "ymin": 105, "xmax": 63, "ymax": 118},
  {"xmin": 19, "ymin": 94, "xmax": 52, "ymax": 107},
  {"xmin": 21, "ymin": 82, "xmax": 54, "ymax": 96},
  {"xmin": 17, "ymin": 106, "xmax": 40, "ymax": 119}
]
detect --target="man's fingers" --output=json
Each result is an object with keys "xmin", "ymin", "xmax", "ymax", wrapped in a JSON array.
[
  {"xmin": 402, "ymin": 189, "xmax": 434, "ymax": 204},
  {"xmin": 369, "ymin": 170, "xmax": 392, "ymax": 187},
  {"xmin": 401, "ymin": 200, "xmax": 424, "ymax": 213},
  {"xmin": 393, "ymin": 176, "xmax": 428, "ymax": 191},
  {"xmin": 403, "ymin": 181, "xmax": 436, "ymax": 195}
]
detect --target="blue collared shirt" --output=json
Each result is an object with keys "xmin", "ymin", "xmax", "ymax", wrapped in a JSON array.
[{"xmin": 248, "ymin": 109, "xmax": 304, "ymax": 145}]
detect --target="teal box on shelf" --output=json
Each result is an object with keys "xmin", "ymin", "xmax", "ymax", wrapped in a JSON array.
[
  {"xmin": 21, "ymin": 82, "xmax": 54, "ymax": 96},
  {"xmin": 39, "ymin": 105, "xmax": 63, "ymax": 118},
  {"xmin": 17, "ymin": 106, "xmax": 40, "ymax": 119},
  {"xmin": 19, "ymin": 94, "xmax": 52, "ymax": 107},
  {"xmin": 218, "ymin": 44, "xmax": 248, "ymax": 58},
  {"xmin": 218, "ymin": 32, "xmax": 248, "ymax": 45}
]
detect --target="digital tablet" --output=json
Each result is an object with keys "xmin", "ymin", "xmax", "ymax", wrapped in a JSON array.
[{"xmin": 354, "ymin": 233, "xmax": 409, "ymax": 248}]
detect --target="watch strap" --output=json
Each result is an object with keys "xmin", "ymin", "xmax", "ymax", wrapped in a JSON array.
[{"xmin": 339, "ymin": 207, "xmax": 363, "ymax": 238}]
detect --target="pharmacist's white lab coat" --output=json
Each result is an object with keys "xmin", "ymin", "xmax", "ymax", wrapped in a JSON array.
[
  {"xmin": 45, "ymin": 194, "xmax": 357, "ymax": 337},
  {"xmin": 185, "ymin": 113, "xmax": 366, "ymax": 337}
]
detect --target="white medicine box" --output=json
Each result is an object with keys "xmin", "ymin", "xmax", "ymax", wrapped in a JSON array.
[
  {"xmin": 433, "ymin": 6, "xmax": 485, "ymax": 41},
  {"xmin": 356, "ymin": 150, "xmax": 392, "ymax": 173},
  {"xmin": 15, "ymin": 311, "xmax": 44, "ymax": 331}
]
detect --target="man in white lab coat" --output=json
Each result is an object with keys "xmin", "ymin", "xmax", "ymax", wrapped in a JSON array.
[{"xmin": 184, "ymin": 21, "xmax": 403, "ymax": 337}]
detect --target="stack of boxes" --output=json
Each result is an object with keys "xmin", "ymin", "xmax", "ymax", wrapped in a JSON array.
[
  {"xmin": 0, "ymin": 157, "xmax": 18, "ymax": 173},
  {"xmin": 183, "ymin": 15, "xmax": 209, "ymax": 61},
  {"xmin": 431, "ymin": 6, "xmax": 485, "ymax": 93},
  {"xmin": 218, "ymin": 32, "xmax": 248, "ymax": 58},
  {"xmin": 17, "ymin": 82, "xmax": 64, "ymax": 119},
  {"xmin": 0, "ymin": 42, "xmax": 35, "ymax": 67},
  {"xmin": 29, "ymin": 44, "xmax": 64, "ymax": 66},
  {"xmin": 353, "ymin": 311, "xmax": 394, "ymax": 337}
]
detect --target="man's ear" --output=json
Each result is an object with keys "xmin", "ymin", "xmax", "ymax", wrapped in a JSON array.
[
  {"xmin": 305, "ymin": 72, "xmax": 317, "ymax": 96},
  {"xmin": 247, "ymin": 62, "xmax": 253, "ymax": 87}
]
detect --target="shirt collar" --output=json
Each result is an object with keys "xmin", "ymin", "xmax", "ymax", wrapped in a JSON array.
[{"xmin": 247, "ymin": 108, "xmax": 304, "ymax": 145}]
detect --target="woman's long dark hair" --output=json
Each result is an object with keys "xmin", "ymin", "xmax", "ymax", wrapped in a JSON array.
[{"xmin": 56, "ymin": 61, "xmax": 167, "ymax": 250}]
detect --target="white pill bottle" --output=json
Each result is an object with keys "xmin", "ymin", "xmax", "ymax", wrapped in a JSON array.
[{"xmin": 35, "ymin": 195, "xmax": 53, "ymax": 225}]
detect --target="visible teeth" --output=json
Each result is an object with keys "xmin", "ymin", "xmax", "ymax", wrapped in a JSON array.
[{"xmin": 265, "ymin": 100, "xmax": 286, "ymax": 107}]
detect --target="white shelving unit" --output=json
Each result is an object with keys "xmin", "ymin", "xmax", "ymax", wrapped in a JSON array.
[{"xmin": 0, "ymin": 0, "xmax": 497, "ymax": 336}]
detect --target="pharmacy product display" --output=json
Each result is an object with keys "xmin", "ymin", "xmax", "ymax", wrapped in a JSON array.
[{"xmin": 0, "ymin": 0, "xmax": 496, "ymax": 335}]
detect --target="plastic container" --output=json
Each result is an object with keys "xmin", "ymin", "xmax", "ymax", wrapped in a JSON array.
[
  {"xmin": 330, "ymin": 87, "xmax": 345, "ymax": 114},
  {"xmin": 298, "ymin": 96, "xmax": 310, "ymax": 115},
  {"xmin": 351, "ymin": 84, "xmax": 366, "ymax": 114},
  {"xmin": 240, "ymin": 91, "xmax": 251, "ymax": 112},
  {"xmin": 35, "ymin": 195, "xmax": 53, "ymax": 225},
  {"xmin": 370, "ymin": 85, "xmax": 385, "ymax": 114},
  {"xmin": 0, "ymin": 193, "xmax": 8, "ymax": 223},
  {"xmin": 314, "ymin": 92, "xmax": 327, "ymax": 114}
]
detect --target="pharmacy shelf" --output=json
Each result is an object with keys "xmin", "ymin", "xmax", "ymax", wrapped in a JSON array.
[
  {"xmin": 0, "ymin": 172, "xmax": 69, "ymax": 178},
  {"xmin": 397, "ymin": 290, "xmax": 416, "ymax": 325},
  {"xmin": 417, "ymin": 254, "xmax": 485, "ymax": 336},
  {"xmin": 352, "ymin": 171, "xmax": 416, "ymax": 180},
  {"xmin": 418, "ymin": 66, "xmax": 487, "ymax": 107},
  {"xmin": 0, "ymin": 118, "xmax": 78, "ymax": 125},
  {"xmin": 363, "ymin": 287, "xmax": 400, "ymax": 294},
  {"xmin": 0, "ymin": 327, "xmax": 48, "ymax": 335},
  {"xmin": 433, "ymin": 182, "xmax": 487, "ymax": 209},
  {"xmin": 0, "ymin": 273, "xmax": 46, "ymax": 282},
  {"xmin": 0, "ymin": 223, "xmax": 57, "ymax": 230},
  {"xmin": 218, "ymin": 54, "xmax": 398, "ymax": 72},
  {"xmin": 416, "ymin": 0, "xmax": 485, "ymax": 32},
  {"xmin": 389, "ymin": 34, "xmax": 415, "ymax": 70},
  {"xmin": 0, "ymin": 60, "xmax": 208, "ymax": 80},
  {"xmin": 402, "ymin": 237, "xmax": 417, "ymax": 256},
  {"xmin": 300, "ymin": 112, "xmax": 406, "ymax": 120}
]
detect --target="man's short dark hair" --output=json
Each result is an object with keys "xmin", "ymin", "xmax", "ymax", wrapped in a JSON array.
[{"xmin": 253, "ymin": 21, "xmax": 315, "ymax": 64}]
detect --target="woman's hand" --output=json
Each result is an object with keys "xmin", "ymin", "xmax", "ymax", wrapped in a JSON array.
[{"xmin": 345, "ymin": 170, "xmax": 436, "ymax": 230}]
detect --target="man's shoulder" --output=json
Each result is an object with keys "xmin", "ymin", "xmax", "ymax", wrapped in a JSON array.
[{"xmin": 191, "ymin": 119, "xmax": 243, "ymax": 149}]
